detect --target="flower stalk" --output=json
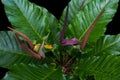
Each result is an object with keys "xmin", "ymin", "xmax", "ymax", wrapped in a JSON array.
[
  {"xmin": 60, "ymin": 6, "xmax": 80, "ymax": 46},
  {"xmin": 8, "ymin": 27, "xmax": 42, "ymax": 59}
]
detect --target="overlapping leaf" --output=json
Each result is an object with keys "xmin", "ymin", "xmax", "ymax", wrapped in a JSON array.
[
  {"xmin": 59, "ymin": 0, "xmax": 92, "ymax": 25},
  {"xmin": 1, "ymin": 0, "xmax": 120, "ymax": 80},
  {"xmin": 0, "ymin": 31, "xmax": 42, "ymax": 68},
  {"xmin": 78, "ymin": 34, "xmax": 120, "ymax": 80},
  {"xmin": 3, "ymin": 64, "xmax": 65, "ymax": 80},
  {"xmin": 78, "ymin": 55, "xmax": 120, "ymax": 80},
  {"xmin": 2, "ymin": 0, "xmax": 58, "ymax": 43},
  {"xmin": 90, "ymin": 34, "xmax": 120, "ymax": 56},
  {"xmin": 60, "ymin": 0, "xmax": 119, "ymax": 44}
]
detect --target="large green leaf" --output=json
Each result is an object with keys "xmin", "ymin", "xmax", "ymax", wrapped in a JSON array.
[
  {"xmin": 90, "ymin": 34, "xmax": 120, "ymax": 56},
  {"xmin": 2, "ymin": 0, "xmax": 58, "ymax": 43},
  {"xmin": 60, "ymin": 0, "xmax": 119, "ymax": 43},
  {"xmin": 0, "ymin": 31, "xmax": 43, "ymax": 68},
  {"xmin": 77, "ymin": 34, "xmax": 120, "ymax": 80},
  {"xmin": 3, "ymin": 64, "xmax": 65, "ymax": 80},
  {"xmin": 59, "ymin": 0, "xmax": 92, "ymax": 25},
  {"xmin": 78, "ymin": 55, "xmax": 120, "ymax": 80}
]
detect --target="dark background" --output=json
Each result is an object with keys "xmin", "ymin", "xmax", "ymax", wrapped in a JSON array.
[{"xmin": 0, "ymin": 0, "xmax": 120, "ymax": 79}]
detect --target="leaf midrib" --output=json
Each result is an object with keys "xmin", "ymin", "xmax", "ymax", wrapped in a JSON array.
[
  {"xmin": 78, "ymin": 1, "xmax": 109, "ymax": 40},
  {"xmin": 95, "ymin": 36, "xmax": 120, "ymax": 55},
  {"xmin": 41, "ymin": 69, "xmax": 56, "ymax": 80},
  {"xmin": 0, "ymin": 49, "xmax": 28, "ymax": 56},
  {"xmin": 79, "ymin": 56, "xmax": 120, "ymax": 79},
  {"xmin": 14, "ymin": 0, "xmax": 42, "ymax": 41}
]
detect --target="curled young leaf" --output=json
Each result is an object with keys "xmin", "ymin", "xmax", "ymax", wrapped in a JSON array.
[
  {"xmin": 60, "ymin": 6, "xmax": 80, "ymax": 46},
  {"xmin": 60, "ymin": 38, "xmax": 80, "ymax": 46}
]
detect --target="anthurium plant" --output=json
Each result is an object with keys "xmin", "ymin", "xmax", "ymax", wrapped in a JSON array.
[{"xmin": 0, "ymin": 0, "xmax": 120, "ymax": 80}]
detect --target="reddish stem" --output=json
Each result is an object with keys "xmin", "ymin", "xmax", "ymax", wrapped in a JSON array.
[
  {"xmin": 15, "ymin": 34, "xmax": 41, "ymax": 59},
  {"xmin": 80, "ymin": 9, "xmax": 105, "ymax": 50},
  {"xmin": 60, "ymin": 6, "xmax": 69, "ymax": 43},
  {"xmin": 8, "ymin": 27, "xmax": 41, "ymax": 59},
  {"xmin": 8, "ymin": 27, "xmax": 34, "ymax": 49}
]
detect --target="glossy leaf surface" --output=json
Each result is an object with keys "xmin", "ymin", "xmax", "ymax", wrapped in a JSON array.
[
  {"xmin": 3, "ymin": 64, "xmax": 65, "ymax": 80},
  {"xmin": 2, "ymin": 0, "xmax": 58, "ymax": 43}
]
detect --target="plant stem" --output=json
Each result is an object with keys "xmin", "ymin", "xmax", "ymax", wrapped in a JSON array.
[
  {"xmin": 60, "ymin": 6, "xmax": 69, "ymax": 43},
  {"xmin": 80, "ymin": 9, "xmax": 105, "ymax": 50}
]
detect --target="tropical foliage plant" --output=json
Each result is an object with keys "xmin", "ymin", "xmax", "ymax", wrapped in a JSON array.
[{"xmin": 0, "ymin": 0, "xmax": 120, "ymax": 80}]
